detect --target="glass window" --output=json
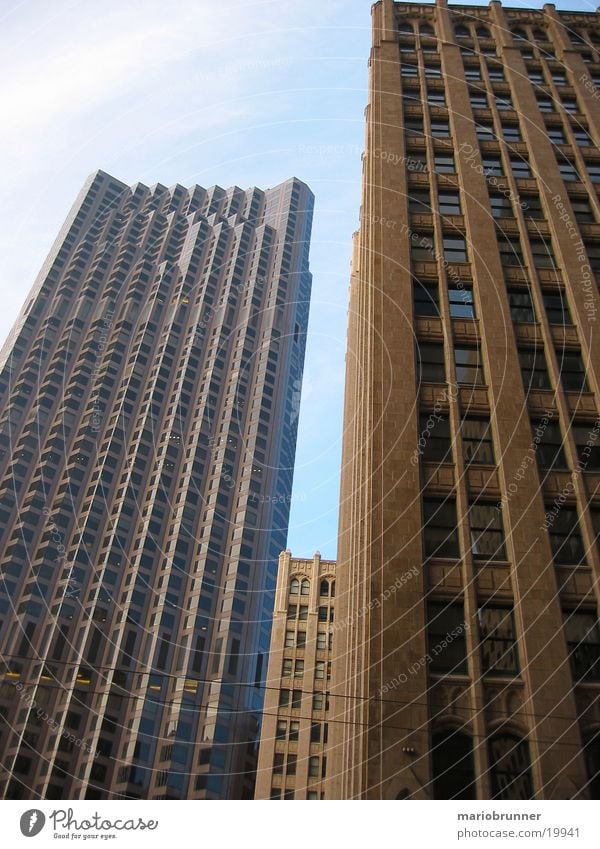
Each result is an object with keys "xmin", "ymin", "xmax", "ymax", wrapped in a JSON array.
[
  {"xmin": 496, "ymin": 95, "xmax": 513, "ymax": 111},
  {"xmin": 273, "ymin": 753, "xmax": 284, "ymax": 774},
  {"xmin": 301, "ymin": 579, "xmax": 310, "ymax": 595},
  {"xmin": 276, "ymin": 720, "xmax": 287, "ymax": 740},
  {"xmin": 282, "ymin": 658, "xmax": 293, "ymax": 677},
  {"xmin": 409, "ymin": 188, "xmax": 431, "ymax": 213},
  {"xmin": 424, "ymin": 65, "xmax": 442, "ymax": 79},
  {"xmin": 469, "ymin": 500, "xmax": 507, "ymax": 560},
  {"xmin": 490, "ymin": 194, "xmax": 514, "ymax": 218},
  {"xmin": 528, "ymin": 69, "xmax": 544, "ymax": 84},
  {"xmin": 454, "ymin": 346, "xmax": 484, "ymax": 385},
  {"xmin": 289, "ymin": 721, "xmax": 299, "ymax": 741},
  {"xmin": 428, "ymin": 90, "xmax": 446, "ymax": 106},
  {"xmin": 558, "ymin": 161, "xmax": 580, "ymax": 182},
  {"xmin": 488, "ymin": 67, "xmax": 505, "ymax": 82},
  {"xmin": 431, "ymin": 120, "xmax": 450, "ymax": 137},
  {"xmin": 419, "ymin": 411, "xmax": 452, "ymax": 463},
  {"xmin": 462, "ymin": 418, "xmax": 495, "ymax": 465},
  {"xmin": 455, "ymin": 25, "xmax": 470, "ymax": 39},
  {"xmin": 432, "ymin": 730, "xmax": 476, "ymax": 799},
  {"xmin": 284, "ymin": 630, "xmax": 295, "ymax": 648},
  {"xmin": 483, "ymin": 156, "xmax": 503, "ymax": 176},
  {"xmin": 434, "ymin": 153, "xmax": 455, "ymax": 173},
  {"xmin": 543, "ymin": 289, "xmax": 572, "ymax": 324},
  {"xmin": 401, "ymin": 64, "xmax": 419, "ymax": 77},
  {"xmin": 507, "ymin": 288, "xmax": 536, "ymax": 322},
  {"xmin": 537, "ymin": 96, "xmax": 555, "ymax": 112},
  {"xmin": 561, "ymin": 98, "xmax": 579, "ymax": 114},
  {"xmin": 423, "ymin": 497, "xmax": 460, "ymax": 558},
  {"xmin": 411, "ymin": 232, "xmax": 435, "ymax": 262},
  {"xmin": 534, "ymin": 420, "xmax": 567, "ymax": 470},
  {"xmin": 510, "ymin": 157, "xmax": 531, "ymax": 179},
  {"xmin": 439, "ymin": 192, "xmax": 461, "ymax": 216},
  {"xmin": 489, "ymin": 735, "xmax": 533, "ymax": 800},
  {"xmin": 316, "ymin": 631, "xmax": 327, "ymax": 650},
  {"xmin": 573, "ymin": 127, "xmax": 592, "ymax": 146},
  {"xmin": 521, "ymin": 194, "xmax": 544, "ymax": 219},
  {"xmin": 519, "ymin": 347, "xmax": 551, "ymax": 390},
  {"xmin": 427, "ymin": 601, "xmax": 467, "ymax": 673},
  {"xmin": 414, "ymin": 279, "xmax": 440, "ymax": 317},
  {"xmin": 557, "ymin": 349, "xmax": 588, "ymax": 392},
  {"xmin": 570, "ymin": 197, "xmax": 595, "ymax": 223},
  {"xmin": 290, "ymin": 578, "xmax": 299, "ymax": 594},
  {"xmin": 478, "ymin": 605, "xmax": 519, "ymax": 675},
  {"xmin": 443, "ymin": 236, "xmax": 468, "ymax": 263},
  {"xmin": 465, "ymin": 67, "xmax": 482, "ymax": 81},
  {"xmin": 449, "ymin": 287, "xmax": 475, "ymax": 318},
  {"xmin": 502, "ymin": 124, "xmax": 522, "ymax": 142},
  {"xmin": 476, "ymin": 122, "xmax": 495, "ymax": 140},
  {"xmin": 563, "ymin": 610, "xmax": 600, "ymax": 682},
  {"xmin": 546, "ymin": 125, "xmax": 566, "ymax": 144},
  {"xmin": 404, "ymin": 117, "xmax": 424, "ymax": 137},
  {"xmin": 291, "ymin": 689, "xmax": 302, "ymax": 709},
  {"xmin": 573, "ymin": 422, "xmax": 600, "ymax": 470},
  {"xmin": 308, "ymin": 756, "xmax": 320, "ymax": 777},
  {"xmin": 407, "ymin": 153, "xmax": 428, "ymax": 172},
  {"xmin": 530, "ymin": 238, "xmax": 556, "ymax": 269},
  {"xmin": 417, "ymin": 342, "xmax": 445, "ymax": 383},
  {"xmin": 552, "ymin": 72, "xmax": 567, "ymax": 85},
  {"xmin": 470, "ymin": 93, "xmax": 488, "ymax": 109},
  {"xmin": 286, "ymin": 754, "xmax": 297, "ymax": 775},
  {"xmin": 547, "ymin": 506, "xmax": 586, "ymax": 565},
  {"xmin": 586, "ymin": 163, "xmax": 600, "ymax": 183}
]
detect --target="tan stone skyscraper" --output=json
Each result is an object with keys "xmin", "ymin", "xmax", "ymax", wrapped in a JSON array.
[
  {"xmin": 330, "ymin": 0, "xmax": 600, "ymax": 800},
  {"xmin": 0, "ymin": 169, "xmax": 314, "ymax": 800}
]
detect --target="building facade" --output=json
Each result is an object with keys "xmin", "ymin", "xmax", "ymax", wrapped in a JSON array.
[
  {"xmin": 330, "ymin": 0, "xmax": 600, "ymax": 800},
  {"xmin": 0, "ymin": 169, "xmax": 313, "ymax": 799},
  {"xmin": 255, "ymin": 551, "xmax": 336, "ymax": 800}
]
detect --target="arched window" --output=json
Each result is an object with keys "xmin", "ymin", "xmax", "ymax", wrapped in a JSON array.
[
  {"xmin": 432, "ymin": 729, "xmax": 476, "ymax": 799},
  {"xmin": 511, "ymin": 28, "xmax": 527, "ymax": 42},
  {"xmin": 300, "ymin": 579, "xmax": 310, "ymax": 596},
  {"xmin": 420, "ymin": 24, "xmax": 434, "ymax": 37},
  {"xmin": 330, "ymin": 580, "xmax": 335, "ymax": 598},
  {"xmin": 455, "ymin": 25, "xmax": 470, "ymax": 39},
  {"xmin": 476, "ymin": 26, "xmax": 491, "ymax": 39},
  {"xmin": 399, "ymin": 22, "xmax": 413, "ymax": 35},
  {"xmin": 290, "ymin": 578, "xmax": 300, "ymax": 595},
  {"xmin": 319, "ymin": 579, "xmax": 330, "ymax": 597},
  {"xmin": 489, "ymin": 734, "xmax": 533, "ymax": 799}
]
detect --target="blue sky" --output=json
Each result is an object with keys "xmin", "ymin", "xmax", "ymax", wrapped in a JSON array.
[{"xmin": 0, "ymin": 0, "xmax": 594, "ymax": 559}]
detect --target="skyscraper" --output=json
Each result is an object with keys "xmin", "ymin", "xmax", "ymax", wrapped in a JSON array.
[
  {"xmin": 330, "ymin": 0, "xmax": 600, "ymax": 799},
  {"xmin": 0, "ymin": 168, "xmax": 314, "ymax": 799}
]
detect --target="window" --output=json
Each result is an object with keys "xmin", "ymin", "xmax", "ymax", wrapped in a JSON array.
[
  {"xmin": 286, "ymin": 754, "xmax": 297, "ymax": 776},
  {"xmin": 417, "ymin": 342, "xmax": 445, "ymax": 383},
  {"xmin": 476, "ymin": 122, "xmax": 494, "ymax": 141},
  {"xmin": 407, "ymin": 154, "xmax": 428, "ymax": 173},
  {"xmin": 443, "ymin": 236, "xmax": 468, "ymax": 263},
  {"xmin": 489, "ymin": 735, "xmax": 533, "ymax": 800},
  {"xmin": 411, "ymin": 232, "xmax": 435, "ymax": 262},
  {"xmin": 502, "ymin": 124, "xmax": 521, "ymax": 142},
  {"xmin": 414, "ymin": 279, "xmax": 440, "ymax": 317},
  {"xmin": 470, "ymin": 93, "xmax": 488, "ymax": 110},
  {"xmin": 276, "ymin": 720, "xmax": 287, "ymax": 740},
  {"xmin": 273, "ymin": 753, "xmax": 284, "ymax": 774},
  {"xmin": 432, "ymin": 730, "xmax": 476, "ymax": 799},
  {"xmin": 586, "ymin": 163, "xmax": 600, "ymax": 183},
  {"xmin": 315, "ymin": 661, "xmax": 325, "ymax": 680},
  {"xmin": 455, "ymin": 25, "xmax": 470, "ymax": 39},
  {"xmin": 290, "ymin": 578, "xmax": 299, "ymax": 594},
  {"xmin": 319, "ymin": 579, "xmax": 331, "ymax": 597},
  {"xmin": 519, "ymin": 347, "xmax": 551, "ymax": 390},
  {"xmin": 449, "ymin": 287, "xmax": 475, "ymax": 318},
  {"xmin": 301, "ymin": 579, "xmax": 310, "ymax": 595},
  {"xmin": 454, "ymin": 346, "xmax": 484, "ymax": 385},
  {"xmin": 546, "ymin": 126, "xmax": 566, "ymax": 145},
  {"xmin": 543, "ymin": 289, "xmax": 571, "ymax": 325},
  {"xmin": 510, "ymin": 157, "xmax": 531, "ymax": 179},
  {"xmin": 419, "ymin": 411, "xmax": 452, "ymax": 463},
  {"xmin": 291, "ymin": 689, "xmax": 302, "ymax": 709},
  {"xmin": 573, "ymin": 422, "xmax": 600, "ymax": 470},
  {"xmin": 431, "ymin": 120, "xmax": 450, "ymax": 138},
  {"xmin": 424, "ymin": 65, "xmax": 442, "ymax": 79},
  {"xmin": 427, "ymin": 601, "xmax": 467, "ymax": 673},
  {"xmin": 404, "ymin": 117, "xmax": 424, "ymax": 137},
  {"xmin": 552, "ymin": 72, "xmax": 567, "ymax": 85},
  {"xmin": 521, "ymin": 194, "xmax": 544, "ymax": 220},
  {"xmin": 478, "ymin": 605, "xmax": 519, "ymax": 675},
  {"xmin": 308, "ymin": 756, "xmax": 320, "ymax": 778},
  {"xmin": 558, "ymin": 161, "xmax": 580, "ymax": 182},
  {"xmin": 465, "ymin": 67, "xmax": 482, "ymax": 81},
  {"xmin": 434, "ymin": 153, "xmax": 455, "ymax": 173},
  {"xmin": 427, "ymin": 90, "xmax": 446, "ymax": 107},
  {"xmin": 561, "ymin": 98, "xmax": 579, "ymax": 115},
  {"xmin": 316, "ymin": 631, "xmax": 327, "ymax": 650},
  {"xmin": 462, "ymin": 418, "xmax": 495, "ymax": 465},
  {"xmin": 488, "ymin": 67, "xmax": 504, "ymax": 82},
  {"xmin": 489, "ymin": 194, "xmax": 514, "ymax": 219},
  {"xmin": 439, "ymin": 192, "xmax": 461, "ymax": 216},
  {"xmin": 534, "ymin": 420, "xmax": 567, "ymax": 470},
  {"xmin": 573, "ymin": 127, "xmax": 592, "ymax": 146},
  {"xmin": 401, "ymin": 64, "xmax": 419, "ymax": 78},
  {"xmin": 557, "ymin": 349, "xmax": 588, "ymax": 392},
  {"xmin": 423, "ymin": 497, "xmax": 460, "ymax": 558},
  {"xmin": 528, "ymin": 69, "xmax": 544, "ymax": 85},
  {"xmin": 469, "ymin": 500, "xmax": 507, "ymax": 560},
  {"xmin": 284, "ymin": 630, "xmax": 295, "ymax": 648},
  {"xmin": 482, "ymin": 155, "xmax": 503, "ymax": 177},
  {"xmin": 477, "ymin": 26, "xmax": 491, "ymax": 38},
  {"xmin": 537, "ymin": 96, "xmax": 555, "ymax": 113},
  {"xmin": 570, "ymin": 197, "xmax": 595, "ymax": 223},
  {"xmin": 289, "ymin": 721, "xmax": 299, "ymax": 741},
  {"xmin": 409, "ymin": 188, "xmax": 431, "ymax": 213},
  {"xmin": 282, "ymin": 658, "xmax": 293, "ymax": 677},
  {"xmin": 497, "ymin": 236, "xmax": 523, "ymax": 267},
  {"xmin": 547, "ymin": 506, "xmax": 586, "ymax": 565},
  {"xmin": 496, "ymin": 95, "xmax": 513, "ymax": 111},
  {"xmin": 563, "ymin": 611, "xmax": 600, "ymax": 681},
  {"xmin": 507, "ymin": 288, "xmax": 535, "ymax": 323}
]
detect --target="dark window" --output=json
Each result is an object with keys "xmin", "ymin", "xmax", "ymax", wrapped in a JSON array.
[
  {"xmin": 405, "ymin": 117, "xmax": 424, "ymax": 137},
  {"xmin": 431, "ymin": 120, "xmax": 450, "ymax": 138},
  {"xmin": 529, "ymin": 238, "xmax": 556, "ymax": 269},
  {"xmin": 409, "ymin": 188, "xmax": 431, "ymax": 213},
  {"xmin": 546, "ymin": 506, "xmax": 586, "ymax": 565},
  {"xmin": 508, "ymin": 288, "xmax": 535, "ymax": 323},
  {"xmin": 497, "ymin": 236, "xmax": 524, "ymax": 266},
  {"xmin": 489, "ymin": 735, "xmax": 533, "ymax": 800},
  {"xmin": 563, "ymin": 610, "xmax": 600, "ymax": 682},
  {"xmin": 439, "ymin": 192, "xmax": 461, "ymax": 216},
  {"xmin": 543, "ymin": 290, "xmax": 572, "ymax": 324},
  {"xmin": 490, "ymin": 194, "xmax": 514, "ymax": 219},
  {"xmin": 469, "ymin": 500, "xmax": 507, "ymax": 560},
  {"xmin": 417, "ymin": 343, "xmax": 446, "ymax": 383},
  {"xmin": 557, "ymin": 349, "xmax": 588, "ymax": 393},
  {"xmin": 423, "ymin": 497, "xmax": 460, "ymax": 558},
  {"xmin": 546, "ymin": 125, "xmax": 565, "ymax": 145},
  {"xmin": 478, "ymin": 605, "xmax": 519, "ymax": 675},
  {"xmin": 483, "ymin": 156, "xmax": 503, "ymax": 177},
  {"xmin": 502, "ymin": 124, "xmax": 521, "ymax": 142},
  {"xmin": 455, "ymin": 346, "xmax": 484, "ymax": 385},
  {"xmin": 573, "ymin": 422, "xmax": 600, "ymax": 471},
  {"xmin": 533, "ymin": 420, "xmax": 567, "ymax": 470},
  {"xmin": 419, "ymin": 411, "xmax": 452, "ymax": 463},
  {"xmin": 558, "ymin": 161, "xmax": 580, "ymax": 182},
  {"xmin": 519, "ymin": 347, "xmax": 551, "ymax": 390},
  {"xmin": 414, "ymin": 280, "xmax": 440, "ymax": 317},
  {"xmin": 432, "ymin": 730, "xmax": 476, "ymax": 799},
  {"xmin": 570, "ymin": 197, "xmax": 595, "ymax": 223},
  {"xmin": 510, "ymin": 157, "xmax": 531, "ymax": 179},
  {"xmin": 461, "ymin": 418, "xmax": 495, "ymax": 465},
  {"xmin": 476, "ymin": 121, "xmax": 494, "ymax": 140},
  {"xmin": 522, "ymin": 194, "xmax": 544, "ymax": 219},
  {"xmin": 434, "ymin": 153, "xmax": 455, "ymax": 173},
  {"xmin": 411, "ymin": 233, "xmax": 435, "ymax": 262},
  {"xmin": 427, "ymin": 601, "xmax": 467, "ymax": 673}
]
